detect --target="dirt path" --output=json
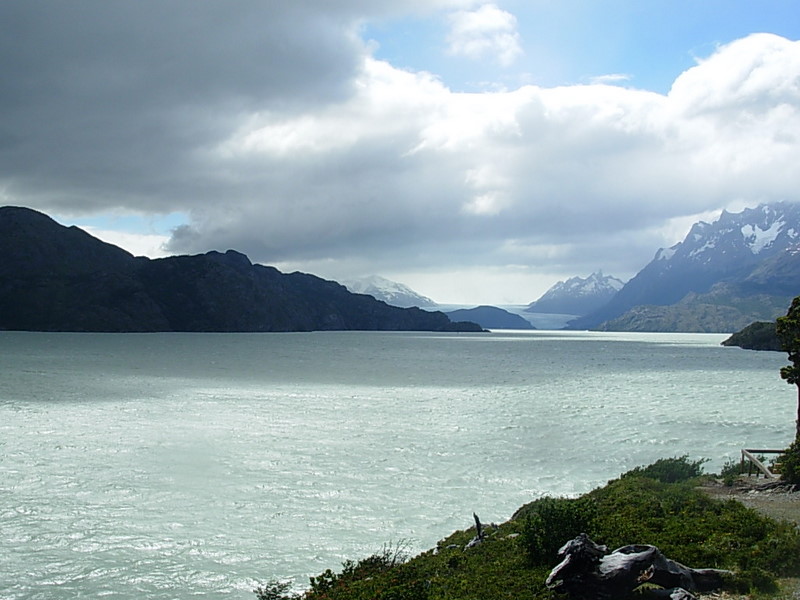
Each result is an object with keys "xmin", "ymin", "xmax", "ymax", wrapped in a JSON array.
[{"xmin": 699, "ymin": 477, "xmax": 800, "ymax": 526}]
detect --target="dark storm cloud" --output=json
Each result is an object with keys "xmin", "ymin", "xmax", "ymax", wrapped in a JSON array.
[{"xmin": 0, "ymin": 1, "xmax": 366, "ymax": 210}]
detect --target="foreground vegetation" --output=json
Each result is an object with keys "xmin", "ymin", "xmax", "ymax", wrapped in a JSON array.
[{"xmin": 255, "ymin": 457, "xmax": 800, "ymax": 600}]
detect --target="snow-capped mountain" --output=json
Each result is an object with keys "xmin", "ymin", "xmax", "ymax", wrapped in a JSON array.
[
  {"xmin": 343, "ymin": 275, "xmax": 438, "ymax": 309},
  {"xmin": 525, "ymin": 271, "xmax": 624, "ymax": 316},
  {"xmin": 570, "ymin": 202, "xmax": 800, "ymax": 331},
  {"xmin": 654, "ymin": 202, "xmax": 800, "ymax": 268}
]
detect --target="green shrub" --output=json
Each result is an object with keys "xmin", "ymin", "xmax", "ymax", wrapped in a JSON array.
[
  {"xmin": 254, "ymin": 580, "xmax": 298, "ymax": 600},
  {"xmin": 778, "ymin": 439, "xmax": 800, "ymax": 484},
  {"xmin": 729, "ymin": 568, "xmax": 779, "ymax": 595},
  {"xmin": 588, "ymin": 476, "xmax": 800, "ymax": 579},
  {"xmin": 719, "ymin": 457, "xmax": 742, "ymax": 486},
  {"xmin": 589, "ymin": 476, "xmax": 677, "ymax": 553},
  {"xmin": 619, "ymin": 455, "xmax": 707, "ymax": 483},
  {"xmin": 520, "ymin": 495, "xmax": 597, "ymax": 565},
  {"xmin": 305, "ymin": 542, "xmax": 412, "ymax": 598},
  {"xmin": 341, "ymin": 541, "xmax": 410, "ymax": 579}
]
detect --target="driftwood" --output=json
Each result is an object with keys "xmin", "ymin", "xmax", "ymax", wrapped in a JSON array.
[
  {"xmin": 465, "ymin": 513, "xmax": 485, "ymax": 549},
  {"xmin": 464, "ymin": 513, "xmax": 501, "ymax": 550},
  {"xmin": 545, "ymin": 534, "xmax": 731, "ymax": 600}
]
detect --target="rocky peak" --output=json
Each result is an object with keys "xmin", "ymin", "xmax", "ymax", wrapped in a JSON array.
[
  {"xmin": 525, "ymin": 271, "xmax": 624, "ymax": 316},
  {"xmin": 657, "ymin": 202, "xmax": 800, "ymax": 268},
  {"xmin": 569, "ymin": 201, "xmax": 800, "ymax": 331}
]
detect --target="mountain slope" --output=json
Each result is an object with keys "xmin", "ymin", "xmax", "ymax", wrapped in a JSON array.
[
  {"xmin": 343, "ymin": 275, "xmax": 437, "ymax": 308},
  {"xmin": 0, "ymin": 206, "xmax": 481, "ymax": 333},
  {"xmin": 721, "ymin": 321, "xmax": 780, "ymax": 351},
  {"xmin": 569, "ymin": 203, "xmax": 800, "ymax": 331},
  {"xmin": 525, "ymin": 271, "xmax": 624, "ymax": 316},
  {"xmin": 445, "ymin": 306, "xmax": 534, "ymax": 330}
]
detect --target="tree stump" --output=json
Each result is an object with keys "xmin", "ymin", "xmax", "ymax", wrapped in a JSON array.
[{"xmin": 545, "ymin": 534, "xmax": 730, "ymax": 600}]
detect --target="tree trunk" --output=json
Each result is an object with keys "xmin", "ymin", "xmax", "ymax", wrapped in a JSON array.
[{"xmin": 796, "ymin": 383, "xmax": 800, "ymax": 442}]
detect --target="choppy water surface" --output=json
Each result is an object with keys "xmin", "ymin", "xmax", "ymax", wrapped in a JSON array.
[{"xmin": 0, "ymin": 330, "xmax": 792, "ymax": 598}]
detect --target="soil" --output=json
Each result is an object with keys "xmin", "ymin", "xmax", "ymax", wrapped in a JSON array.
[{"xmin": 699, "ymin": 476, "xmax": 800, "ymax": 527}]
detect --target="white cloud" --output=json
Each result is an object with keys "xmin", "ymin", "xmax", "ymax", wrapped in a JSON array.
[
  {"xmin": 664, "ymin": 34, "xmax": 800, "ymax": 198},
  {"xmin": 392, "ymin": 265, "xmax": 557, "ymax": 306},
  {"xmin": 670, "ymin": 33, "xmax": 800, "ymax": 115},
  {"xmin": 167, "ymin": 33, "xmax": 800, "ymax": 304},
  {"xmin": 463, "ymin": 191, "xmax": 510, "ymax": 216},
  {"xmin": 220, "ymin": 59, "xmax": 449, "ymax": 159},
  {"xmin": 446, "ymin": 3, "xmax": 523, "ymax": 66},
  {"xmin": 83, "ymin": 228, "xmax": 171, "ymax": 259},
  {"xmin": 588, "ymin": 73, "xmax": 633, "ymax": 85}
]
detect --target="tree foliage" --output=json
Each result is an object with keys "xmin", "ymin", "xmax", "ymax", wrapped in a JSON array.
[
  {"xmin": 776, "ymin": 296, "xmax": 800, "ymax": 442},
  {"xmin": 778, "ymin": 438, "xmax": 800, "ymax": 485}
]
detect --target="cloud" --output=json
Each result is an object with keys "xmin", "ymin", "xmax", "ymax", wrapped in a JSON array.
[
  {"xmin": 1, "ymin": 0, "xmax": 799, "ymax": 303},
  {"xmin": 0, "ymin": 1, "xmax": 371, "ymax": 211},
  {"xmin": 588, "ymin": 73, "xmax": 633, "ymax": 85},
  {"xmin": 670, "ymin": 33, "xmax": 800, "ymax": 115},
  {"xmin": 446, "ymin": 3, "xmax": 523, "ymax": 66},
  {"xmin": 83, "ymin": 228, "xmax": 171, "ymax": 259},
  {"xmin": 175, "ymin": 33, "xmax": 800, "ymax": 294}
]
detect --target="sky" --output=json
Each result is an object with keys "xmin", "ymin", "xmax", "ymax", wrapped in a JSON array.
[{"xmin": 2, "ymin": 1, "xmax": 800, "ymax": 305}]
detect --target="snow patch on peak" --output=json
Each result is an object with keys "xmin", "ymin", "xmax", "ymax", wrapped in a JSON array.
[
  {"xmin": 586, "ymin": 271, "xmax": 624, "ymax": 292},
  {"xmin": 688, "ymin": 221, "xmax": 711, "ymax": 242},
  {"xmin": 741, "ymin": 219, "xmax": 783, "ymax": 254},
  {"xmin": 688, "ymin": 240, "xmax": 717, "ymax": 258},
  {"xmin": 656, "ymin": 246, "xmax": 677, "ymax": 261},
  {"xmin": 545, "ymin": 271, "xmax": 625, "ymax": 297},
  {"xmin": 343, "ymin": 275, "xmax": 437, "ymax": 308},
  {"xmin": 553, "ymin": 272, "xmax": 623, "ymax": 296},
  {"xmin": 346, "ymin": 275, "xmax": 398, "ymax": 293},
  {"xmin": 526, "ymin": 271, "xmax": 624, "ymax": 316}
]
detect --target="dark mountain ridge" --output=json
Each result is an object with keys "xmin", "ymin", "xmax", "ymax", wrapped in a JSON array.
[
  {"xmin": 445, "ymin": 305, "xmax": 534, "ymax": 330},
  {"xmin": 0, "ymin": 206, "xmax": 481, "ymax": 333}
]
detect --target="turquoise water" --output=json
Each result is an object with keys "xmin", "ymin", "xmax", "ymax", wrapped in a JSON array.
[{"xmin": 0, "ymin": 331, "xmax": 792, "ymax": 598}]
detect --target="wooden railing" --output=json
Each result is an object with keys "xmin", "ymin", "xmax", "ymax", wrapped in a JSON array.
[{"xmin": 741, "ymin": 448, "xmax": 784, "ymax": 479}]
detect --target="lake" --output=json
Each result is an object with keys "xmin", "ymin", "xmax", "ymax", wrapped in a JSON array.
[{"xmin": 0, "ymin": 330, "xmax": 792, "ymax": 598}]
